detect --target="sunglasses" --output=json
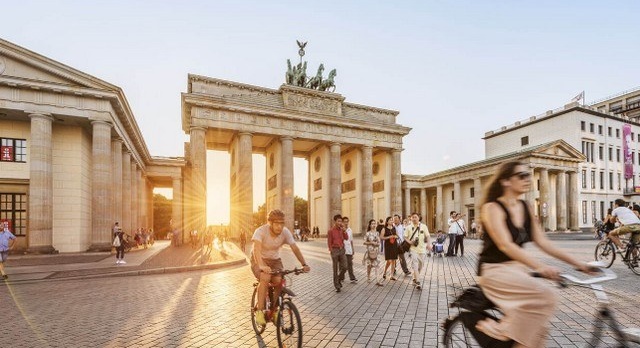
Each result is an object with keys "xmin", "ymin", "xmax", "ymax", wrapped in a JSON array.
[{"xmin": 511, "ymin": 171, "xmax": 532, "ymax": 180}]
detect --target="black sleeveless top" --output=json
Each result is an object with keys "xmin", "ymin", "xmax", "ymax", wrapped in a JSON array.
[{"xmin": 477, "ymin": 199, "xmax": 533, "ymax": 275}]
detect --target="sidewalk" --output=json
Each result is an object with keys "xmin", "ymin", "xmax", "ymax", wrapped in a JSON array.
[{"xmin": 1, "ymin": 239, "xmax": 247, "ymax": 284}]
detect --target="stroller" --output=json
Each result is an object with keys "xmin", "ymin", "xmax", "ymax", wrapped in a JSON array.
[{"xmin": 432, "ymin": 233, "xmax": 446, "ymax": 257}]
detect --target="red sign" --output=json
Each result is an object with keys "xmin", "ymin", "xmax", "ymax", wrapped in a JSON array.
[{"xmin": 0, "ymin": 146, "xmax": 13, "ymax": 161}]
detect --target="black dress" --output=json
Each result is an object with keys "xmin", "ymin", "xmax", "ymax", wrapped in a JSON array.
[{"xmin": 383, "ymin": 226, "xmax": 398, "ymax": 260}]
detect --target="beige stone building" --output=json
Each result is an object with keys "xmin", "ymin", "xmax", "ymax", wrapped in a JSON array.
[
  {"xmin": 0, "ymin": 38, "xmax": 183, "ymax": 252},
  {"xmin": 402, "ymin": 89, "xmax": 640, "ymax": 232},
  {"xmin": 0, "ymin": 38, "xmax": 412, "ymax": 252}
]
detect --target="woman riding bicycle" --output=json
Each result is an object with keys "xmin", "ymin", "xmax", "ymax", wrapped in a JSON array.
[
  {"xmin": 477, "ymin": 161, "xmax": 595, "ymax": 347},
  {"xmin": 251, "ymin": 209, "xmax": 310, "ymax": 326}
]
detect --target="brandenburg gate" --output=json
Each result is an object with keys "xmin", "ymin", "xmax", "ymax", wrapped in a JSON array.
[{"xmin": 180, "ymin": 72, "xmax": 411, "ymax": 236}]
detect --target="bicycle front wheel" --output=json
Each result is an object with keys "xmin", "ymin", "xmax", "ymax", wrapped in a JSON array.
[
  {"xmin": 276, "ymin": 299, "xmax": 302, "ymax": 348},
  {"xmin": 594, "ymin": 240, "xmax": 616, "ymax": 268},
  {"xmin": 251, "ymin": 287, "xmax": 266, "ymax": 335}
]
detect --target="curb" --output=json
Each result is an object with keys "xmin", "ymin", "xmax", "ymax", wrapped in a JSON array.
[{"xmin": 2, "ymin": 258, "xmax": 247, "ymax": 285}]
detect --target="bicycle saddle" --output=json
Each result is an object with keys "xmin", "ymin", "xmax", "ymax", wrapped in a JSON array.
[{"xmin": 451, "ymin": 286, "xmax": 496, "ymax": 312}]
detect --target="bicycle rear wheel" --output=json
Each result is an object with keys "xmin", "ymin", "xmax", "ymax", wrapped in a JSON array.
[
  {"xmin": 594, "ymin": 240, "xmax": 616, "ymax": 268},
  {"xmin": 251, "ymin": 287, "xmax": 266, "ymax": 335},
  {"xmin": 442, "ymin": 314, "xmax": 481, "ymax": 347},
  {"xmin": 276, "ymin": 299, "xmax": 302, "ymax": 348},
  {"xmin": 628, "ymin": 246, "xmax": 640, "ymax": 276}
]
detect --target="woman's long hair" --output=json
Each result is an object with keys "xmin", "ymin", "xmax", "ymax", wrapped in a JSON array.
[
  {"xmin": 480, "ymin": 161, "xmax": 525, "ymax": 206},
  {"xmin": 366, "ymin": 219, "xmax": 376, "ymax": 232}
]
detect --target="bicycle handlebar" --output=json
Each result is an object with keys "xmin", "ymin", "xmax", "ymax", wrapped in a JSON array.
[
  {"xmin": 531, "ymin": 261, "xmax": 617, "ymax": 286},
  {"xmin": 268, "ymin": 268, "xmax": 305, "ymax": 276}
]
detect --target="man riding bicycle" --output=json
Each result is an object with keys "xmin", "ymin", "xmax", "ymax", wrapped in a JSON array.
[
  {"xmin": 608, "ymin": 198, "xmax": 640, "ymax": 254},
  {"xmin": 251, "ymin": 209, "xmax": 310, "ymax": 326}
]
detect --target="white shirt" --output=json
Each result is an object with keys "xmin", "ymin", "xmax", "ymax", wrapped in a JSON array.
[
  {"xmin": 447, "ymin": 218, "xmax": 459, "ymax": 234},
  {"xmin": 456, "ymin": 220, "xmax": 466, "ymax": 235},
  {"xmin": 612, "ymin": 206, "xmax": 640, "ymax": 225},
  {"xmin": 404, "ymin": 223, "xmax": 431, "ymax": 254},
  {"xmin": 250, "ymin": 224, "xmax": 296, "ymax": 260},
  {"xmin": 394, "ymin": 223, "xmax": 405, "ymax": 242},
  {"xmin": 344, "ymin": 227, "xmax": 354, "ymax": 255}
]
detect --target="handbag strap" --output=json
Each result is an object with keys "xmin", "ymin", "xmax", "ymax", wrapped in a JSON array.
[{"xmin": 408, "ymin": 225, "xmax": 419, "ymax": 241}]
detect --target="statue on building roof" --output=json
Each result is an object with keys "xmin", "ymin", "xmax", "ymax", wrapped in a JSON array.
[{"xmin": 285, "ymin": 41, "xmax": 337, "ymax": 92}]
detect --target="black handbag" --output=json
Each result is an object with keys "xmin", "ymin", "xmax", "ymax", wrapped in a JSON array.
[{"xmin": 399, "ymin": 226, "xmax": 419, "ymax": 253}]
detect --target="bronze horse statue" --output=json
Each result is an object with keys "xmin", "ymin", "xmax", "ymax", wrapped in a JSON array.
[
  {"xmin": 307, "ymin": 64, "xmax": 324, "ymax": 90},
  {"xmin": 318, "ymin": 69, "xmax": 337, "ymax": 92}
]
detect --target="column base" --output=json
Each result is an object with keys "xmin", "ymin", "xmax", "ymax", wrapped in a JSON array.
[
  {"xmin": 26, "ymin": 245, "xmax": 58, "ymax": 254},
  {"xmin": 87, "ymin": 243, "xmax": 113, "ymax": 252}
]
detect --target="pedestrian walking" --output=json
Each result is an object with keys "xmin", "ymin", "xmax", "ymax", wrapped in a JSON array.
[
  {"xmin": 446, "ymin": 211, "xmax": 463, "ymax": 256},
  {"xmin": 454, "ymin": 213, "xmax": 466, "ymax": 256},
  {"xmin": 470, "ymin": 219, "xmax": 477, "ymax": 239},
  {"xmin": 405, "ymin": 212, "xmax": 432, "ymax": 289},
  {"xmin": 327, "ymin": 214, "xmax": 348, "ymax": 292},
  {"xmin": 113, "ymin": 225, "xmax": 126, "ymax": 264},
  {"xmin": 380, "ymin": 216, "xmax": 399, "ymax": 281},
  {"xmin": 240, "ymin": 229, "xmax": 247, "ymax": 252},
  {"xmin": 0, "ymin": 222, "xmax": 16, "ymax": 280},
  {"xmin": 343, "ymin": 216, "xmax": 357, "ymax": 283},
  {"xmin": 393, "ymin": 214, "xmax": 411, "ymax": 276},
  {"xmin": 363, "ymin": 219, "xmax": 383, "ymax": 286}
]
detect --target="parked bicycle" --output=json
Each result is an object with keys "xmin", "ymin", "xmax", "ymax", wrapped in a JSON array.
[
  {"xmin": 595, "ymin": 235, "xmax": 640, "ymax": 275},
  {"xmin": 442, "ymin": 263, "xmax": 640, "ymax": 347},
  {"xmin": 251, "ymin": 268, "xmax": 304, "ymax": 348}
]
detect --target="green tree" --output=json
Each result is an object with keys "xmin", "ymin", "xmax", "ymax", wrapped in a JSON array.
[
  {"xmin": 294, "ymin": 196, "xmax": 308, "ymax": 228},
  {"xmin": 153, "ymin": 193, "xmax": 172, "ymax": 236},
  {"xmin": 253, "ymin": 203, "xmax": 267, "ymax": 229}
]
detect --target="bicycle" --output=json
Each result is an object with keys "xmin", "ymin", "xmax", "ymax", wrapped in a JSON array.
[
  {"xmin": 251, "ymin": 268, "xmax": 304, "ymax": 348},
  {"xmin": 442, "ymin": 263, "xmax": 640, "ymax": 347},
  {"xmin": 595, "ymin": 235, "xmax": 640, "ymax": 275}
]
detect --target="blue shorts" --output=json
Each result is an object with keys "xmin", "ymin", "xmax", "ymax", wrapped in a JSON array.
[{"xmin": 0, "ymin": 251, "xmax": 8, "ymax": 263}]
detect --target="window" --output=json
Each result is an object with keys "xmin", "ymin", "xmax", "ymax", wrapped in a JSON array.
[
  {"xmin": 591, "ymin": 201, "xmax": 596, "ymax": 223},
  {"xmin": 591, "ymin": 171, "xmax": 596, "ymax": 189},
  {"xmin": 0, "ymin": 193, "xmax": 27, "ymax": 236},
  {"xmin": 600, "ymin": 201, "xmax": 605, "ymax": 220},
  {"xmin": 590, "ymin": 123, "xmax": 595, "ymax": 133},
  {"xmin": 618, "ymin": 173, "xmax": 622, "ymax": 191},
  {"xmin": 599, "ymin": 145, "xmax": 604, "ymax": 160},
  {"xmin": 582, "ymin": 201, "xmax": 587, "ymax": 224},
  {"xmin": 616, "ymin": 148, "xmax": 621, "ymax": 162},
  {"xmin": 616, "ymin": 129, "xmax": 620, "ymax": 138},
  {"xmin": 581, "ymin": 121, "xmax": 586, "ymax": 131},
  {"xmin": 609, "ymin": 172, "xmax": 614, "ymax": 190},
  {"xmin": 609, "ymin": 147, "xmax": 613, "ymax": 161},
  {"xmin": 598, "ymin": 125, "xmax": 603, "ymax": 135},
  {"xmin": 633, "ymin": 133, "xmax": 636, "ymax": 141},
  {"xmin": 521, "ymin": 136, "xmax": 529, "ymax": 146},
  {"xmin": 0, "ymin": 138, "xmax": 27, "ymax": 162},
  {"xmin": 582, "ymin": 170, "xmax": 587, "ymax": 189},
  {"xmin": 634, "ymin": 152, "xmax": 636, "ymax": 165},
  {"xmin": 470, "ymin": 187, "xmax": 475, "ymax": 198},
  {"xmin": 608, "ymin": 127, "xmax": 612, "ymax": 136},
  {"xmin": 451, "ymin": 191, "xmax": 454, "ymax": 200},
  {"xmin": 600, "ymin": 172, "xmax": 604, "ymax": 189}
]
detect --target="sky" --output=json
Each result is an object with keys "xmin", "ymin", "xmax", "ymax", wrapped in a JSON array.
[{"xmin": 4, "ymin": 1, "xmax": 640, "ymax": 224}]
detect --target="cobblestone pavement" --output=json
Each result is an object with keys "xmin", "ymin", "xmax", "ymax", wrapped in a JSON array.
[{"xmin": 1, "ymin": 239, "xmax": 638, "ymax": 347}]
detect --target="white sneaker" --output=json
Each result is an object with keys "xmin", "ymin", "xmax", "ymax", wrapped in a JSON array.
[
  {"xmin": 120, "ymin": 260, "xmax": 126, "ymax": 264},
  {"xmin": 116, "ymin": 260, "xmax": 121, "ymax": 264}
]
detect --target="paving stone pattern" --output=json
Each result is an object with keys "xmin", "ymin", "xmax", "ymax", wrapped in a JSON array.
[{"xmin": 1, "ymin": 239, "xmax": 638, "ymax": 347}]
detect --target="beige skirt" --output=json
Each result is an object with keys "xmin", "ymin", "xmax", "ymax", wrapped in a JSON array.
[{"xmin": 478, "ymin": 261, "xmax": 558, "ymax": 347}]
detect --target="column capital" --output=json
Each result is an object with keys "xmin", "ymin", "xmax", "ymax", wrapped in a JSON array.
[
  {"xmin": 238, "ymin": 131, "xmax": 253, "ymax": 137},
  {"xmin": 27, "ymin": 113, "xmax": 53, "ymax": 121},
  {"xmin": 361, "ymin": 145, "xmax": 373, "ymax": 150},
  {"xmin": 280, "ymin": 135, "xmax": 293, "ymax": 141},
  {"xmin": 329, "ymin": 142, "xmax": 341, "ymax": 147},
  {"xmin": 190, "ymin": 126, "xmax": 207, "ymax": 133},
  {"xmin": 111, "ymin": 137, "xmax": 124, "ymax": 144},
  {"xmin": 91, "ymin": 120, "xmax": 112, "ymax": 127},
  {"xmin": 392, "ymin": 148, "xmax": 403, "ymax": 153}
]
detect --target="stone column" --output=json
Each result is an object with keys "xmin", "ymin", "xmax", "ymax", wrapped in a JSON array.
[
  {"xmin": 190, "ymin": 127, "xmax": 207, "ymax": 234},
  {"xmin": 121, "ymin": 151, "xmax": 131, "ymax": 234},
  {"xmin": 556, "ymin": 171, "xmax": 567, "ymax": 231},
  {"xmin": 130, "ymin": 161, "xmax": 138, "ymax": 233},
  {"xmin": 90, "ymin": 120, "xmax": 113, "ymax": 251},
  {"xmin": 524, "ymin": 167, "xmax": 536, "ymax": 209},
  {"xmin": 27, "ymin": 113, "xmax": 55, "ymax": 253},
  {"xmin": 420, "ymin": 188, "xmax": 427, "ymax": 222},
  {"xmin": 238, "ymin": 132, "xmax": 254, "ymax": 234},
  {"xmin": 111, "ymin": 139, "xmax": 123, "ymax": 226},
  {"xmin": 404, "ymin": 188, "xmax": 411, "ymax": 217},
  {"xmin": 539, "ymin": 168, "xmax": 550, "ymax": 231},
  {"xmin": 390, "ymin": 149, "xmax": 402, "ymax": 215},
  {"xmin": 436, "ymin": 185, "xmax": 443, "ymax": 231},
  {"xmin": 172, "ymin": 176, "xmax": 182, "ymax": 236},
  {"xmin": 568, "ymin": 171, "xmax": 580, "ymax": 230},
  {"xmin": 138, "ymin": 170, "xmax": 144, "ymax": 228},
  {"xmin": 453, "ymin": 181, "xmax": 461, "ymax": 214},
  {"xmin": 473, "ymin": 178, "xmax": 482, "ymax": 217},
  {"xmin": 361, "ymin": 146, "xmax": 373, "ymax": 230},
  {"xmin": 329, "ymin": 143, "xmax": 342, "ymax": 221}
]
